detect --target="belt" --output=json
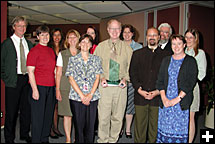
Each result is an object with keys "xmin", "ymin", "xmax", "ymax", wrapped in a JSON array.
[
  {"xmin": 18, "ymin": 73, "xmax": 28, "ymax": 76},
  {"xmin": 106, "ymin": 80, "xmax": 120, "ymax": 85}
]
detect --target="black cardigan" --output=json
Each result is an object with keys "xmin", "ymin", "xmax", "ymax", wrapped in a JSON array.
[
  {"xmin": 1, "ymin": 38, "xmax": 33, "ymax": 87},
  {"xmin": 156, "ymin": 55, "xmax": 198, "ymax": 110}
]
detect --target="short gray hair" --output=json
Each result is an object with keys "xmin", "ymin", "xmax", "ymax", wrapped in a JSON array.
[{"xmin": 158, "ymin": 23, "xmax": 172, "ymax": 35}]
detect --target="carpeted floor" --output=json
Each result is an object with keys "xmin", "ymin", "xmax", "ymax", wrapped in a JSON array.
[{"xmin": 1, "ymin": 108, "xmax": 209, "ymax": 143}]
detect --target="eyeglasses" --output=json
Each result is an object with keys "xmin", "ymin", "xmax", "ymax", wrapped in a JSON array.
[
  {"xmin": 108, "ymin": 28, "xmax": 121, "ymax": 31},
  {"xmin": 80, "ymin": 38, "xmax": 91, "ymax": 44},
  {"xmin": 68, "ymin": 36, "xmax": 77, "ymax": 39},
  {"xmin": 147, "ymin": 34, "xmax": 158, "ymax": 37},
  {"xmin": 15, "ymin": 25, "xmax": 27, "ymax": 28},
  {"xmin": 185, "ymin": 36, "xmax": 195, "ymax": 40},
  {"xmin": 160, "ymin": 30, "xmax": 169, "ymax": 34}
]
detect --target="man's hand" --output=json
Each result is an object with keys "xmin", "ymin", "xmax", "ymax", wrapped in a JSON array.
[
  {"xmin": 147, "ymin": 90, "xmax": 159, "ymax": 100},
  {"xmin": 101, "ymin": 78, "xmax": 108, "ymax": 88},
  {"xmin": 119, "ymin": 78, "xmax": 126, "ymax": 89},
  {"xmin": 138, "ymin": 87, "xmax": 150, "ymax": 99}
]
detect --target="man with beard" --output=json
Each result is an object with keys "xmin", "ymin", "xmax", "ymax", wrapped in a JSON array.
[
  {"xmin": 158, "ymin": 23, "xmax": 173, "ymax": 54},
  {"xmin": 129, "ymin": 27, "xmax": 171, "ymax": 143}
]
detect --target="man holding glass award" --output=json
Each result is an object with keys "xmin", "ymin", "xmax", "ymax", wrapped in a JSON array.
[{"xmin": 94, "ymin": 19, "xmax": 133, "ymax": 143}]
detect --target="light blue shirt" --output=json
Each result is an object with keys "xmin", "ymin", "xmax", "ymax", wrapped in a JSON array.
[
  {"xmin": 65, "ymin": 53, "xmax": 103, "ymax": 101},
  {"xmin": 185, "ymin": 48, "xmax": 207, "ymax": 81},
  {"xmin": 130, "ymin": 40, "xmax": 142, "ymax": 51}
]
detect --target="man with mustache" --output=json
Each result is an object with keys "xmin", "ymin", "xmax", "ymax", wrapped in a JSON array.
[
  {"xmin": 129, "ymin": 27, "xmax": 171, "ymax": 143},
  {"xmin": 158, "ymin": 23, "xmax": 173, "ymax": 54}
]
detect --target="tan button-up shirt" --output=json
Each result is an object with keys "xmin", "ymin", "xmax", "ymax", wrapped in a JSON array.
[{"xmin": 94, "ymin": 39, "xmax": 133, "ymax": 81}]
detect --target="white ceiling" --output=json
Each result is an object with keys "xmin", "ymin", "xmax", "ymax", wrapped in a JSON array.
[{"xmin": 7, "ymin": 1, "xmax": 214, "ymax": 25}]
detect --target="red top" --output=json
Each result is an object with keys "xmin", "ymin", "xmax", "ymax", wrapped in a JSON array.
[
  {"xmin": 90, "ymin": 44, "xmax": 97, "ymax": 54},
  {"xmin": 27, "ymin": 43, "xmax": 56, "ymax": 86}
]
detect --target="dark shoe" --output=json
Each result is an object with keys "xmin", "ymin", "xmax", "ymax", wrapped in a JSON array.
[
  {"xmin": 53, "ymin": 129, "xmax": 64, "ymax": 137},
  {"xmin": 49, "ymin": 133, "xmax": 59, "ymax": 139},
  {"xmin": 42, "ymin": 141, "xmax": 49, "ymax": 143},
  {"xmin": 20, "ymin": 136, "xmax": 32, "ymax": 143},
  {"xmin": 5, "ymin": 140, "xmax": 15, "ymax": 143},
  {"xmin": 125, "ymin": 132, "xmax": 132, "ymax": 138},
  {"xmin": 94, "ymin": 130, "xmax": 98, "ymax": 136},
  {"xmin": 119, "ymin": 130, "xmax": 123, "ymax": 138}
]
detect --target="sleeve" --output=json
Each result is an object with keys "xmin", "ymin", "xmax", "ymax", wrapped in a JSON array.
[
  {"xmin": 156, "ymin": 58, "xmax": 167, "ymax": 91},
  {"xmin": 93, "ymin": 43, "xmax": 100, "ymax": 56},
  {"xmin": 65, "ymin": 57, "xmax": 75, "ymax": 77},
  {"xmin": 56, "ymin": 52, "xmax": 63, "ymax": 67},
  {"xmin": 95, "ymin": 56, "xmax": 103, "ymax": 75},
  {"xmin": 1, "ymin": 40, "xmax": 7, "ymax": 79},
  {"xmin": 196, "ymin": 50, "xmax": 207, "ymax": 81},
  {"xmin": 93, "ymin": 43, "xmax": 105, "ymax": 79},
  {"xmin": 180, "ymin": 57, "xmax": 198, "ymax": 94},
  {"xmin": 125, "ymin": 45, "xmax": 133, "ymax": 81},
  {"xmin": 26, "ymin": 47, "xmax": 38, "ymax": 67},
  {"xmin": 129, "ymin": 51, "xmax": 141, "ymax": 91}
]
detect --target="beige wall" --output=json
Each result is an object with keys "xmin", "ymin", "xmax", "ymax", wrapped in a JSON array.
[{"xmin": 99, "ymin": 11, "xmax": 145, "ymax": 44}]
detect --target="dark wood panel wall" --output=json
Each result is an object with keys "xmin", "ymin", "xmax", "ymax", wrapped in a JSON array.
[
  {"xmin": 1, "ymin": 1, "xmax": 7, "ymax": 127},
  {"xmin": 188, "ymin": 4, "xmax": 214, "ymax": 67},
  {"xmin": 157, "ymin": 6, "xmax": 179, "ymax": 34}
]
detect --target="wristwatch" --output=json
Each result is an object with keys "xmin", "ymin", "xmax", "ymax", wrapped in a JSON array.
[{"xmin": 178, "ymin": 95, "xmax": 183, "ymax": 99}]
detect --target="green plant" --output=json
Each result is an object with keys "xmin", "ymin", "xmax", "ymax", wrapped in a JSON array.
[{"xmin": 205, "ymin": 66, "xmax": 214, "ymax": 115}]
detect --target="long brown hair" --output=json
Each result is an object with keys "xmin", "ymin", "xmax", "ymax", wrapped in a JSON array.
[
  {"xmin": 185, "ymin": 28, "xmax": 199, "ymax": 56},
  {"xmin": 48, "ymin": 28, "xmax": 65, "ymax": 55}
]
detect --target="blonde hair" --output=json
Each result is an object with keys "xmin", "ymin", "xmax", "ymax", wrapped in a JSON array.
[
  {"xmin": 64, "ymin": 29, "xmax": 80, "ymax": 49},
  {"xmin": 11, "ymin": 16, "xmax": 27, "ymax": 27},
  {"xmin": 107, "ymin": 19, "xmax": 122, "ymax": 29}
]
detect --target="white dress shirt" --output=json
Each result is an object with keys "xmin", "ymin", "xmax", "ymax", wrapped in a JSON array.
[
  {"xmin": 160, "ymin": 42, "xmax": 168, "ymax": 49},
  {"xmin": 185, "ymin": 48, "xmax": 207, "ymax": 81},
  {"xmin": 11, "ymin": 33, "xmax": 29, "ymax": 74}
]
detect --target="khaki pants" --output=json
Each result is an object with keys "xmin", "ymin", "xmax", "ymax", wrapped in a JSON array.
[
  {"xmin": 97, "ymin": 85, "xmax": 127, "ymax": 143},
  {"xmin": 134, "ymin": 104, "xmax": 159, "ymax": 143}
]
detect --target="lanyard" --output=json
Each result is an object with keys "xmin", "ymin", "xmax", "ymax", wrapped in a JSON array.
[{"xmin": 82, "ymin": 62, "xmax": 89, "ymax": 81}]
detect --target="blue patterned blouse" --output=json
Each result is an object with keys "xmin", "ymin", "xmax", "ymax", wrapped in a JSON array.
[
  {"xmin": 65, "ymin": 53, "xmax": 103, "ymax": 101},
  {"xmin": 130, "ymin": 40, "xmax": 142, "ymax": 51}
]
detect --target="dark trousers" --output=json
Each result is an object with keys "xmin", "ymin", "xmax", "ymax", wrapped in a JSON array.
[
  {"xmin": 4, "ymin": 74, "xmax": 31, "ymax": 142},
  {"xmin": 29, "ymin": 85, "xmax": 55, "ymax": 143},
  {"xmin": 134, "ymin": 104, "xmax": 159, "ymax": 143},
  {"xmin": 70, "ymin": 100, "xmax": 98, "ymax": 143}
]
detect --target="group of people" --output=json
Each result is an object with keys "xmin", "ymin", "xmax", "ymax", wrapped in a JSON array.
[{"xmin": 1, "ymin": 16, "xmax": 207, "ymax": 143}]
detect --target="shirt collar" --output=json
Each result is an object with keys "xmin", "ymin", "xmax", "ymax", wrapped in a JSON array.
[
  {"xmin": 160, "ymin": 42, "xmax": 168, "ymax": 49},
  {"xmin": 76, "ymin": 52, "xmax": 93, "ymax": 64},
  {"xmin": 108, "ymin": 39, "xmax": 120, "ymax": 45},
  {"xmin": 185, "ymin": 47, "xmax": 195, "ymax": 56},
  {"xmin": 130, "ymin": 40, "xmax": 135, "ymax": 48},
  {"xmin": 147, "ymin": 45, "xmax": 161, "ymax": 52},
  {"xmin": 12, "ymin": 33, "xmax": 24, "ymax": 41}
]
